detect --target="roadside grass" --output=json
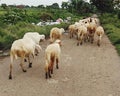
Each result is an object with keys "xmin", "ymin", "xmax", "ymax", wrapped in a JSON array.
[
  {"xmin": 0, "ymin": 22, "xmax": 70, "ymax": 50},
  {"xmin": 100, "ymin": 13, "xmax": 120, "ymax": 55}
]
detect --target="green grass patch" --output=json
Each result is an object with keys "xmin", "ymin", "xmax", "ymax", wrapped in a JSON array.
[
  {"xmin": 0, "ymin": 21, "xmax": 70, "ymax": 50},
  {"xmin": 101, "ymin": 13, "xmax": 120, "ymax": 55},
  {"xmin": 116, "ymin": 44, "xmax": 120, "ymax": 56}
]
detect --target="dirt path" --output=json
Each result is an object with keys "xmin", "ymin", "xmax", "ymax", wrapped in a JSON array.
[{"xmin": 0, "ymin": 33, "xmax": 120, "ymax": 96}]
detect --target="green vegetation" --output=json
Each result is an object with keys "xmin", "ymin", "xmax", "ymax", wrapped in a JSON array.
[
  {"xmin": 0, "ymin": 21, "xmax": 70, "ymax": 50},
  {"xmin": 100, "ymin": 13, "xmax": 120, "ymax": 55},
  {"xmin": 0, "ymin": 8, "xmax": 74, "ymax": 50},
  {"xmin": 0, "ymin": 0, "xmax": 120, "ymax": 55}
]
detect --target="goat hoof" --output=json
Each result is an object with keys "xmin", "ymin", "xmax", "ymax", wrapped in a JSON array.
[
  {"xmin": 97, "ymin": 43, "xmax": 100, "ymax": 47},
  {"xmin": 24, "ymin": 59, "xmax": 27, "ymax": 62},
  {"xmin": 56, "ymin": 65, "xmax": 59, "ymax": 69},
  {"xmin": 29, "ymin": 63, "xmax": 32, "ymax": 68},
  {"xmin": 9, "ymin": 75, "xmax": 12, "ymax": 79},
  {"xmin": 49, "ymin": 75, "xmax": 52, "ymax": 78},
  {"xmin": 80, "ymin": 43, "xmax": 82, "ymax": 45},
  {"xmin": 51, "ymin": 71, "xmax": 53, "ymax": 74},
  {"xmin": 77, "ymin": 43, "xmax": 79, "ymax": 46},
  {"xmin": 49, "ymin": 76, "xmax": 51, "ymax": 78},
  {"xmin": 45, "ymin": 73, "xmax": 48, "ymax": 79},
  {"xmin": 23, "ymin": 69, "xmax": 27, "ymax": 72}
]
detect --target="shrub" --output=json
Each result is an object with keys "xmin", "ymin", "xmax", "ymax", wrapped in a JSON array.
[
  {"xmin": 116, "ymin": 44, "xmax": 120, "ymax": 56},
  {"xmin": 40, "ymin": 12, "xmax": 53, "ymax": 21},
  {"xmin": 0, "ymin": 21, "xmax": 70, "ymax": 50},
  {"xmin": 118, "ymin": 11, "xmax": 120, "ymax": 19},
  {"xmin": 100, "ymin": 13, "xmax": 120, "ymax": 55}
]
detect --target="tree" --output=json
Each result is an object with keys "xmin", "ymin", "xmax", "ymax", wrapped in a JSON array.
[
  {"xmin": 68, "ymin": 0, "xmax": 93, "ymax": 13},
  {"xmin": 1, "ymin": 3, "xmax": 7, "ymax": 9},
  {"xmin": 51, "ymin": 3, "xmax": 59, "ymax": 9},
  {"xmin": 70, "ymin": 0, "xmax": 84, "ymax": 10},
  {"xmin": 40, "ymin": 12, "xmax": 53, "ymax": 21},
  {"xmin": 37, "ymin": 5, "xmax": 45, "ymax": 9},
  {"xmin": 114, "ymin": 0, "xmax": 120, "ymax": 10},
  {"xmin": 61, "ymin": 2, "xmax": 68, "ymax": 9},
  {"xmin": 90, "ymin": 0, "xmax": 114, "ymax": 13}
]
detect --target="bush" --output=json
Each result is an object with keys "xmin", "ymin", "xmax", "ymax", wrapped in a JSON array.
[
  {"xmin": 116, "ymin": 44, "xmax": 120, "ymax": 56},
  {"xmin": 0, "ymin": 33, "xmax": 16, "ymax": 50},
  {"xmin": 100, "ymin": 13, "xmax": 120, "ymax": 55},
  {"xmin": 40, "ymin": 12, "xmax": 53, "ymax": 21},
  {"xmin": 118, "ymin": 11, "xmax": 120, "ymax": 19},
  {"xmin": 0, "ymin": 21, "xmax": 70, "ymax": 50}
]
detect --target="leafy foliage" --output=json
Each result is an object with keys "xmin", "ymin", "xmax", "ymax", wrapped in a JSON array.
[
  {"xmin": 117, "ymin": 11, "xmax": 120, "ymax": 19},
  {"xmin": 0, "ymin": 3, "xmax": 120, "ymax": 55},
  {"xmin": 0, "ymin": 21, "xmax": 70, "ymax": 50},
  {"xmin": 2, "ymin": 8, "xmax": 27, "ymax": 24},
  {"xmin": 100, "ymin": 13, "xmax": 120, "ymax": 55},
  {"xmin": 62, "ymin": 2, "xmax": 69, "ymax": 9},
  {"xmin": 39, "ymin": 12, "xmax": 53, "ymax": 21},
  {"xmin": 68, "ymin": 0, "xmax": 97, "ymax": 14},
  {"xmin": 90, "ymin": 0, "xmax": 114, "ymax": 12}
]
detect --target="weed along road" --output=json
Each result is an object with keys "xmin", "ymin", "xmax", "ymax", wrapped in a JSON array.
[{"xmin": 0, "ymin": 33, "xmax": 120, "ymax": 96}]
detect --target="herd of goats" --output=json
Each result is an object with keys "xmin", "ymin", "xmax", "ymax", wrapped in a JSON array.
[{"xmin": 9, "ymin": 16, "xmax": 104, "ymax": 80}]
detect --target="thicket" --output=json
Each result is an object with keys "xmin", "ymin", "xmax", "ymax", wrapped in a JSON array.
[
  {"xmin": 0, "ymin": 7, "xmax": 120, "ymax": 56},
  {"xmin": 0, "ymin": 8, "xmax": 76, "ymax": 50},
  {"xmin": 0, "ymin": 21, "xmax": 70, "ymax": 50},
  {"xmin": 100, "ymin": 13, "xmax": 120, "ymax": 55}
]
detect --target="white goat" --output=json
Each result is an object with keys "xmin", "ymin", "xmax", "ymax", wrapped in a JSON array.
[
  {"xmin": 9, "ymin": 37, "xmax": 40, "ymax": 79},
  {"xmin": 45, "ymin": 39, "xmax": 61, "ymax": 79},
  {"xmin": 50, "ymin": 27, "xmax": 65, "ymax": 43}
]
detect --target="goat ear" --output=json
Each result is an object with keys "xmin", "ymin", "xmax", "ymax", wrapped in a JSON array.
[
  {"xmin": 59, "ymin": 42, "xmax": 62, "ymax": 46},
  {"xmin": 50, "ymin": 41, "xmax": 53, "ymax": 44},
  {"xmin": 76, "ymin": 29, "xmax": 78, "ymax": 32},
  {"xmin": 90, "ymin": 18, "xmax": 92, "ymax": 22},
  {"xmin": 49, "ymin": 39, "xmax": 53, "ymax": 44}
]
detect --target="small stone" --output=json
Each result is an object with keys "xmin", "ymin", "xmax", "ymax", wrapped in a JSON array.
[
  {"xmin": 108, "ymin": 94, "xmax": 113, "ymax": 96},
  {"xmin": 0, "ymin": 50, "xmax": 3, "ymax": 53},
  {"xmin": 62, "ymin": 77, "xmax": 70, "ymax": 82},
  {"xmin": 47, "ymin": 79, "xmax": 58, "ymax": 84}
]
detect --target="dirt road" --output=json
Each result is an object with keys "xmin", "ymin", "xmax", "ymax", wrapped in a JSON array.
[{"xmin": 0, "ymin": 33, "xmax": 120, "ymax": 96}]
